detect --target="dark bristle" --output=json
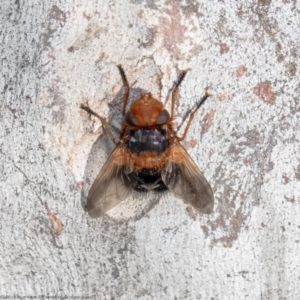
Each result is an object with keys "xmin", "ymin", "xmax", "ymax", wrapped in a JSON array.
[
  {"xmin": 116, "ymin": 64, "xmax": 128, "ymax": 86},
  {"xmin": 80, "ymin": 104, "xmax": 93, "ymax": 115},
  {"xmin": 196, "ymin": 92, "xmax": 210, "ymax": 109},
  {"xmin": 176, "ymin": 70, "xmax": 188, "ymax": 88}
]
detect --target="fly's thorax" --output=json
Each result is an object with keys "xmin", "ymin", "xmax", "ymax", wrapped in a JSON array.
[{"xmin": 125, "ymin": 127, "xmax": 170, "ymax": 154}]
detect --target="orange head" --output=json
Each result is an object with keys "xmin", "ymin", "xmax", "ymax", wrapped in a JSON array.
[{"xmin": 125, "ymin": 93, "xmax": 170, "ymax": 127}]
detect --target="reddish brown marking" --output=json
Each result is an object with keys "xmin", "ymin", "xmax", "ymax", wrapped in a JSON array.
[
  {"xmin": 243, "ymin": 158, "xmax": 251, "ymax": 165},
  {"xmin": 189, "ymin": 139, "xmax": 197, "ymax": 148},
  {"xmin": 218, "ymin": 93, "xmax": 229, "ymax": 102},
  {"xmin": 258, "ymin": 0, "xmax": 270, "ymax": 5},
  {"xmin": 83, "ymin": 12, "xmax": 92, "ymax": 20},
  {"xmin": 85, "ymin": 27, "xmax": 93, "ymax": 34},
  {"xmin": 76, "ymin": 181, "xmax": 83, "ymax": 190},
  {"xmin": 202, "ymin": 110, "xmax": 215, "ymax": 133},
  {"xmin": 107, "ymin": 147, "xmax": 170, "ymax": 171},
  {"xmin": 236, "ymin": 65, "xmax": 246, "ymax": 77},
  {"xmin": 159, "ymin": 3, "xmax": 186, "ymax": 55},
  {"xmin": 296, "ymin": 164, "xmax": 300, "ymax": 181},
  {"xmin": 282, "ymin": 175, "xmax": 291, "ymax": 184},
  {"xmin": 109, "ymin": 140, "xmax": 200, "ymax": 171},
  {"xmin": 130, "ymin": 93, "xmax": 164, "ymax": 126},
  {"xmin": 254, "ymin": 83, "xmax": 275, "ymax": 104},
  {"xmin": 277, "ymin": 55, "xmax": 284, "ymax": 62},
  {"xmin": 123, "ymin": 150, "xmax": 169, "ymax": 170},
  {"xmin": 47, "ymin": 47, "xmax": 55, "ymax": 59},
  {"xmin": 288, "ymin": 197, "xmax": 296, "ymax": 204},
  {"xmin": 220, "ymin": 43, "xmax": 229, "ymax": 54},
  {"xmin": 46, "ymin": 207, "xmax": 63, "ymax": 236}
]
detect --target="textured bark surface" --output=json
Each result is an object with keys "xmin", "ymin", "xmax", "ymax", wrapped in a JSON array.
[{"xmin": 1, "ymin": 0, "xmax": 300, "ymax": 298}]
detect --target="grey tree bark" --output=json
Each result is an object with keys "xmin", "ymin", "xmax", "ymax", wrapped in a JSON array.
[{"xmin": 1, "ymin": 0, "xmax": 300, "ymax": 299}]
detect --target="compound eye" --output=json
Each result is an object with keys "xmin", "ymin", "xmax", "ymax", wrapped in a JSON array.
[
  {"xmin": 155, "ymin": 109, "xmax": 170, "ymax": 125},
  {"xmin": 125, "ymin": 111, "xmax": 139, "ymax": 126}
]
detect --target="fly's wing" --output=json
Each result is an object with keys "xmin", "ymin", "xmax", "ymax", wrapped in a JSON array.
[
  {"xmin": 161, "ymin": 143, "xmax": 214, "ymax": 214},
  {"xmin": 86, "ymin": 146, "xmax": 136, "ymax": 218}
]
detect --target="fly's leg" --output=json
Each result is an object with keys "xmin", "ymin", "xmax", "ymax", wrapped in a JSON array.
[
  {"xmin": 116, "ymin": 64, "xmax": 130, "ymax": 116},
  {"xmin": 176, "ymin": 91, "xmax": 210, "ymax": 141},
  {"xmin": 170, "ymin": 70, "xmax": 188, "ymax": 120},
  {"xmin": 80, "ymin": 104, "xmax": 118, "ymax": 145}
]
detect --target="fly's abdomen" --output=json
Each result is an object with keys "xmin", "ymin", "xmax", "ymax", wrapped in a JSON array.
[
  {"xmin": 125, "ymin": 128, "xmax": 169, "ymax": 192},
  {"xmin": 128, "ymin": 169, "xmax": 167, "ymax": 192}
]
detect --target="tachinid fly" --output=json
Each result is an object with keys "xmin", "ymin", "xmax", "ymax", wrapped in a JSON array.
[{"xmin": 81, "ymin": 65, "xmax": 214, "ymax": 218}]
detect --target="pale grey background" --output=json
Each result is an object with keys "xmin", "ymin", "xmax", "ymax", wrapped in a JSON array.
[{"xmin": 1, "ymin": 0, "xmax": 300, "ymax": 299}]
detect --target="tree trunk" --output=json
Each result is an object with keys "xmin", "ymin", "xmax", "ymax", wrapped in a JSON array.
[{"xmin": 1, "ymin": 1, "xmax": 299, "ymax": 298}]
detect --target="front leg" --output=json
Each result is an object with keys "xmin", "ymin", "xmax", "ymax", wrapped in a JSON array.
[{"xmin": 80, "ymin": 104, "xmax": 118, "ymax": 145}]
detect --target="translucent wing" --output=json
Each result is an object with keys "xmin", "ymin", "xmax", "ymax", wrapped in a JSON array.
[
  {"xmin": 161, "ymin": 142, "xmax": 214, "ymax": 214},
  {"xmin": 86, "ymin": 146, "xmax": 136, "ymax": 218}
]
